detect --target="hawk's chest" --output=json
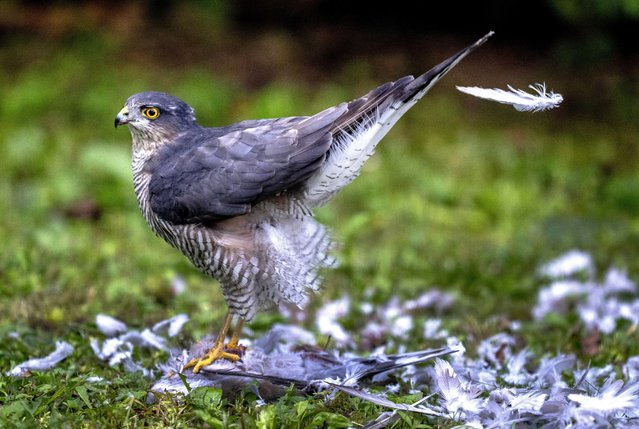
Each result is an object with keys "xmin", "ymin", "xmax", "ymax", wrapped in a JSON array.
[
  {"xmin": 131, "ymin": 153, "xmax": 218, "ymax": 271},
  {"xmin": 131, "ymin": 154, "xmax": 178, "ymax": 244}
]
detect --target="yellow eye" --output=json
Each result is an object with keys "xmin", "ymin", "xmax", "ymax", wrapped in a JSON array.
[{"xmin": 142, "ymin": 107, "xmax": 160, "ymax": 119}]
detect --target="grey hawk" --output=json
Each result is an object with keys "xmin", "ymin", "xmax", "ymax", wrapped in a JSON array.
[{"xmin": 115, "ymin": 32, "xmax": 492, "ymax": 373}]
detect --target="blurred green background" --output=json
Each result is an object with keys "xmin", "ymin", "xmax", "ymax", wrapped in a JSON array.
[{"xmin": 1, "ymin": 0, "xmax": 639, "ymax": 347}]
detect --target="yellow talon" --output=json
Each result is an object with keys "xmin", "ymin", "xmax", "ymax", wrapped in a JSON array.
[
  {"xmin": 184, "ymin": 343, "xmax": 241, "ymax": 373},
  {"xmin": 183, "ymin": 312, "xmax": 245, "ymax": 373}
]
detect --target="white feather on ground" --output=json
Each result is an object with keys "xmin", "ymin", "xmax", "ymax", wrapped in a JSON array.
[{"xmin": 7, "ymin": 341, "xmax": 74, "ymax": 377}]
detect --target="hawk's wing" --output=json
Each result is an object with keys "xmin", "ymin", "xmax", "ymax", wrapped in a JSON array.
[{"xmin": 147, "ymin": 103, "xmax": 348, "ymax": 224}]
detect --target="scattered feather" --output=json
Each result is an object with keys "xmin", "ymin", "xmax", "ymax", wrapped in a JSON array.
[
  {"xmin": 509, "ymin": 391, "xmax": 547, "ymax": 415},
  {"xmin": 457, "ymin": 83, "xmax": 563, "ymax": 112},
  {"xmin": 91, "ymin": 314, "xmax": 189, "ymax": 378},
  {"xmin": 8, "ymin": 341, "xmax": 74, "ymax": 376},
  {"xmin": 315, "ymin": 295, "xmax": 352, "ymax": 346},
  {"xmin": 623, "ymin": 356, "xmax": 639, "ymax": 380},
  {"xmin": 534, "ymin": 251, "xmax": 639, "ymax": 334},
  {"xmin": 327, "ymin": 382, "xmax": 441, "ymax": 416},
  {"xmin": 533, "ymin": 354, "xmax": 576, "ymax": 387},
  {"xmin": 532, "ymin": 280, "xmax": 586, "ymax": 320},
  {"xmin": 477, "ymin": 332, "xmax": 516, "ymax": 367},
  {"xmin": 568, "ymin": 377, "xmax": 639, "ymax": 414},
  {"xmin": 434, "ymin": 358, "xmax": 483, "ymax": 415},
  {"xmin": 403, "ymin": 290, "xmax": 456, "ymax": 311},
  {"xmin": 602, "ymin": 268, "xmax": 636, "ymax": 294},
  {"xmin": 538, "ymin": 249, "xmax": 593, "ymax": 278},
  {"xmin": 360, "ymin": 410, "xmax": 402, "ymax": 429},
  {"xmin": 358, "ymin": 289, "xmax": 455, "ymax": 350},
  {"xmin": 14, "ymin": 252, "xmax": 639, "ymax": 428},
  {"xmin": 96, "ymin": 314, "xmax": 127, "ymax": 336},
  {"xmin": 152, "ymin": 313, "xmax": 189, "ymax": 337},
  {"xmin": 423, "ymin": 318, "xmax": 449, "ymax": 340},
  {"xmin": 390, "ymin": 314, "xmax": 413, "ymax": 339},
  {"xmin": 171, "ymin": 275, "xmax": 187, "ymax": 295},
  {"xmin": 503, "ymin": 349, "xmax": 533, "ymax": 385}
]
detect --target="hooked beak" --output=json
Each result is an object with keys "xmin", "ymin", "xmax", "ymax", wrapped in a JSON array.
[{"xmin": 114, "ymin": 106, "xmax": 129, "ymax": 128}]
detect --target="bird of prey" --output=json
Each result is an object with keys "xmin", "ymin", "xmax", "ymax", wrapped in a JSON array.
[{"xmin": 115, "ymin": 32, "xmax": 492, "ymax": 373}]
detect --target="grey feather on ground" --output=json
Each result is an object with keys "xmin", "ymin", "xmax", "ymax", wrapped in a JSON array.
[{"xmin": 148, "ymin": 324, "xmax": 455, "ymax": 402}]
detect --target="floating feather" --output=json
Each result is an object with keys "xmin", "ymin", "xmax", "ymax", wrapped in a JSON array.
[{"xmin": 457, "ymin": 83, "xmax": 563, "ymax": 112}]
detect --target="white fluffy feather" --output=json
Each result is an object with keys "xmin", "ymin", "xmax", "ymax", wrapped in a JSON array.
[{"xmin": 457, "ymin": 83, "xmax": 563, "ymax": 112}]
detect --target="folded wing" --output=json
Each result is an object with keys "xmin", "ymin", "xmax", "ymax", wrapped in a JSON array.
[{"xmin": 147, "ymin": 103, "xmax": 347, "ymax": 224}]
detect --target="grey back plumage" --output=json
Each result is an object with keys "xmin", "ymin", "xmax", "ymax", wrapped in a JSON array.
[
  {"xmin": 147, "ymin": 106, "xmax": 347, "ymax": 224},
  {"xmin": 121, "ymin": 33, "xmax": 492, "ymax": 321}
]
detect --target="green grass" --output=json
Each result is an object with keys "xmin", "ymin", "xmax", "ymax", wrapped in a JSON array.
[{"xmin": 1, "ymin": 24, "xmax": 639, "ymax": 428}]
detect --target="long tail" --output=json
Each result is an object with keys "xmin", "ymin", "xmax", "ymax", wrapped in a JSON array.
[{"xmin": 302, "ymin": 31, "xmax": 493, "ymax": 208}]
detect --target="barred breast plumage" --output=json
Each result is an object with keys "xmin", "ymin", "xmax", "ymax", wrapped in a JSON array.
[{"xmin": 132, "ymin": 149, "xmax": 335, "ymax": 321}]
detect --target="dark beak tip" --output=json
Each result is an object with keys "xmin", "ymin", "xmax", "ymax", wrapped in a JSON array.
[
  {"xmin": 114, "ymin": 117, "xmax": 127, "ymax": 129},
  {"xmin": 115, "ymin": 107, "xmax": 129, "ymax": 129}
]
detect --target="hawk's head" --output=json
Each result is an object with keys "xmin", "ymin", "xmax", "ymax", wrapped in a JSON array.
[{"xmin": 115, "ymin": 92, "xmax": 197, "ymax": 149}]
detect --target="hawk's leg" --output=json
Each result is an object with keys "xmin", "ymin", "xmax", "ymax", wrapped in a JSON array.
[{"xmin": 183, "ymin": 311, "xmax": 246, "ymax": 373}]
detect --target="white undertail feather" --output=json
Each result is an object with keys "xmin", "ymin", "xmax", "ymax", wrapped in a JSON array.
[
  {"xmin": 302, "ymin": 111, "xmax": 379, "ymax": 207},
  {"xmin": 302, "ymin": 97, "xmax": 427, "ymax": 208},
  {"xmin": 221, "ymin": 201, "xmax": 334, "ymax": 320},
  {"xmin": 263, "ymin": 217, "xmax": 334, "ymax": 300}
]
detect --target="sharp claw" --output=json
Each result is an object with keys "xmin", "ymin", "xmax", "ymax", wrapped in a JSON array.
[
  {"xmin": 183, "ymin": 313, "xmax": 247, "ymax": 373},
  {"xmin": 183, "ymin": 343, "xmax": 244, "ymax": 373}
]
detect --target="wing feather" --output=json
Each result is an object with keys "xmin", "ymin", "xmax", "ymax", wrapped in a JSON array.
[{"xmin": 148, "ymin": 105, "xmax": 347, "ymax": 224}]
